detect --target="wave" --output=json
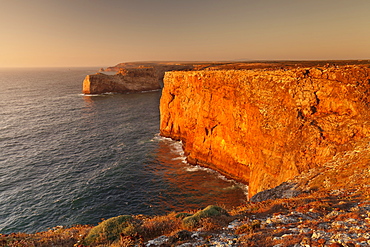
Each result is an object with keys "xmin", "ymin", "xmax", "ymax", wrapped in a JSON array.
[
  {"xmin": 139, "ymin": 89, "xmax": 161, "ymax": 93},
  {"xmin": 78, "ymin": 93, "xmax": 103, "ymax": 97},
  {"xmin": 185, "ymin": 164, "xmax": 249, "ymax": 196},
  {"xmin": 152, "ymin": 134, "xmax": 185, "ymax": 156},
  {"xmin": 153, "ymin": 134, "xmax": 249, "ymax": 197},
  {"xmin": 80, "ymin": 89, "xmax": 161, "ymax": 97}
]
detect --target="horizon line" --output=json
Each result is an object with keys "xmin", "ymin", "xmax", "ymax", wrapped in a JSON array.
[{"xmin": 1, "ymin": 59, "xmax": 370, "ymax": 69}]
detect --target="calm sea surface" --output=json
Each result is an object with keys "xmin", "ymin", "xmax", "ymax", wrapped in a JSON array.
[{"xmin": 0, "ymin": 67, "xmax": 247, "ymax": 234}]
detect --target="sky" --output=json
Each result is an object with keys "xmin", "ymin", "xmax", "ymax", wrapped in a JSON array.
[{"xmin": 0, "ymin": 0, "xmax": 369, "ymax": 67}]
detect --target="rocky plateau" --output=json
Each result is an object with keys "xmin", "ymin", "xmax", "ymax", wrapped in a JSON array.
[
  {"xmin": 160, "ymin": 63, "xmax": 370, "ymax": 198},
  {"xmin": 82, "ymin": 62, "xmax": 203, "ymax": 94}
]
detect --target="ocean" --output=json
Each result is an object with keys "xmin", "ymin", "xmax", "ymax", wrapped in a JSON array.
[{"xmin": 0, "ymin": 67, "xmax": 247, "ymax": 234}]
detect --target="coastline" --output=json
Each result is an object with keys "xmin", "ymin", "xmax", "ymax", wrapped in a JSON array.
[{"xmin": 2, "ymin": 60, "xmax": 370, "ymax": 246}]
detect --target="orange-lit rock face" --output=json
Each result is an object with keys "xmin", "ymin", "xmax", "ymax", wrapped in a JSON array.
[
  {"xmin": 159, "ymin": 66, "xmax": 370, "ymax": 198},
  {"xmin": 82, "ymin": 68, "xmax": 161, "ymax": 94}
]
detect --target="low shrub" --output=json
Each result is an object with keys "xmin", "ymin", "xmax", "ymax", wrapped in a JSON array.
[
  {"xmin": 82, "ymin": 215, "xmax": 133, "ymax": 246},
  {"xmin": 182, "ymin": 205, "xmax": 229, "ymax": 230},
  {"xmin": 175, "ymin": 212, "xmax": 192, "ymax": 219}
]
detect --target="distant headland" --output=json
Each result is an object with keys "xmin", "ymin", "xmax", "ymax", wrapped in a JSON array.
[{"xmin": 83, "ymin": 60, "xmax": 370, "ymax": 95}]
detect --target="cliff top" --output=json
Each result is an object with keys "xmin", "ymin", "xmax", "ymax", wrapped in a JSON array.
[{"xmin": 103, "ymin": 60, "xmax": 370, "ymax": 72}]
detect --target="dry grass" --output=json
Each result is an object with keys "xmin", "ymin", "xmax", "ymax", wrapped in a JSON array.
[
  {"xmin": 2, "ymin": 150, "xmax": 370, "ymax": 247},
  {"xmin": 239, "ymin": 231, "xmax": 274, "ymax": 247},
  {"xmin": 137, "ymin": 213, "xmax": 182, "ymax": 240},
  {"xmin": 1, "ymin": 191, "xmax": 369, "ymax": 247},
  {"xmin": 182, "ymin": 205, "xmax": 229, "ymax": 230},
  {"xmin": 334, "ymin": 212, "xmax": 363, "ymax": 221},
  {"xmin": 0, "ymin": 225, "xmax": 92, "ymax": 247},
  {"xmin": 235, "ymin": 220, "xmax": 261, "ymax": 235},
  {"xmin": 0, "ymin": 206, "xmax": 231, "ymax": 247},
  {"xmin": 198, "ymin": 215, "xmax": 233, "ymax": 231}
]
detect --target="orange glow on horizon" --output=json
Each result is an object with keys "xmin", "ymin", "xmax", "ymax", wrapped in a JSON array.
[{"xmin": 1, "ymin": 0, "xmax": 369, "ymax": 67}]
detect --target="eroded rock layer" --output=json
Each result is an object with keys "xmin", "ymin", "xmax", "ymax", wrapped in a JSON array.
[
  {"xmin": 82, "ymin": 67, "xmax": 161, "ymax": 94},
  {"xmin": 160, "ymin": 66, "xmax": 370, "ymax": 198},
  {"xmin": 83, "ymin": 62, "xmax": 199, "ymax": 94}
]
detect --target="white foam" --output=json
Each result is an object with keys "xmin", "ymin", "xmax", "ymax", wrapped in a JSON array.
[
  {"xmin": 172, "ymin": 156, "xmax": 187, "ymax": 164},
  {"xmin": 80, "ymin": 89, "xmax": 160, "ymax": 98},
  {"xmin": 152, "ymin": 134, "xmax": 184, "ymax": 151},
  {"xmin": 140, "ymin": 89, "xmax": 161, "ymax": 93},
  {"xmin": 79, "ymin": 92, "xmax": 119, "ymax": 97},
  {"xmin": 151, "ymin": 134, "xmax": 171, "ymax": 142},
  {"xmin": 152, "ymin": 133, "xmax": 249, "ymax": 197},
  {"xmin": 185, "ymin": 163, "xmax": 249, "ymax": 197},
  {"xmin": 184, "ymin": 164, "xmax": 208, "ymax": 172},
  {"xmin": 78, "ymin": 93, "xmax": 102, "ymax": 97},
  {"xmin": 168, "ymin": 141, "xmax": 184, "ymax": 156}
]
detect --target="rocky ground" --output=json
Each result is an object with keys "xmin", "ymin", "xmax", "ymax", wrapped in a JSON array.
[
  {"xmin": 142, "ymin": 139, "xmax": 370, "ymax": 247},
  {"xmin": 2, "ymin": 150, "xmax": 369, "ymax": 247},
  {"xmin": 145, "ymin": 197, "xmax": 370, "ymax": 247},
  {"xmin": 3, "ymin": 195, "xmax": 369, "ymax": 247}
]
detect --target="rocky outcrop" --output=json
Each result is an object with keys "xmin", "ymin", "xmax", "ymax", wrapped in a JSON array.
[
  {"xmin": 250, "ymin": 137, "xmax": 370, "ymax": 202},
  {"xmin": 159, "ymin": 66, "xmax": 370, "ymax": 198},
  {"xmin": 82, "ymin": 67, "xmax": 162, "ymax": 94},
  {"xmin": 83, "ymin": 62, "xmax": 201, "ymax": 94}
]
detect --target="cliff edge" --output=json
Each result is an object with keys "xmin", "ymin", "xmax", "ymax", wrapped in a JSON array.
[
  {"xmin": 82, "ymin": 62, "xmax": 199, "ymax": 94},
  {"xmin": 160, "ymin": 65, "xmax": 370, "ymax": 198},
  {"xmin": 82, "ymin": 67, "xmax": 162, "ymax": 94}
]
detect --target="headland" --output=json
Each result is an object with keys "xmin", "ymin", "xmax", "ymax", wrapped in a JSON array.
[{"xmin": 5, "ymin": 60, "xmax": 369, "ymax": 246}]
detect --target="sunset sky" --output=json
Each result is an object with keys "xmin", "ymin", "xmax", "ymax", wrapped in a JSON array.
[{"xmin": 1, "ymin": 0, "xmax": 369, "ymax": 67}]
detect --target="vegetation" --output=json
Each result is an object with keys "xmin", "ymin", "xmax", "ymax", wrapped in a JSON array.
[
  {"xmin": 0, "ymin": 225, "xmax": 92, "ymax": 247},
  {"xmin": 82, "ymin": 215, "xmax": 133, "ymax": 246},
  {"xmin": 182, "ymin": 205, "xmax": 229, "ymax": 230},
  {"xmin": 1, "ymin": 145, "xmax": 370, "ymax": 246},
  {"xmin": 1, "ymin": 187, "xmax": 370, "ymax": 247}
]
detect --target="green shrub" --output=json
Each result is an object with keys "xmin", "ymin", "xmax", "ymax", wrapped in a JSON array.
[
  {"xmin": 182, "ymin": 205, "xmax": 228, "ymax": 229},
  {"xmin": 82, "ymin": 215, "xmax": 133, "ymax": 246},
  {"xmin": 175, "ymin": 212, "xmax": 192, "ymax": 219}
]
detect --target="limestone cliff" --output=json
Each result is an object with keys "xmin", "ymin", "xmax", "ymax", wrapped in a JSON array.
[
  {"xmin": 82, "ymin": 62, "xmax": 200, "ymax": 94},
  {"xmin": 159, "ymin": 66, "xmax": 370, "ymax": 198},
  {"xmin": 82, "ymin": 67, "xmax": 161, "ymax": 94}
]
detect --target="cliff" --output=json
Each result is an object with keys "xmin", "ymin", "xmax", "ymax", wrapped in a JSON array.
[
  {"xmin": 84, "ymin": 61, "xmax": 366, "ymax": 94},
  {"xmin": 82, "ymin": 67, "xmax": 161, "ymax": 94},
  {"xmin": 83, "ymin": 62, "xmax": 200, "ymax": 94},
  {"xmin": 159, "ymin": 65, "xmax": 370, "ymax": 198}
]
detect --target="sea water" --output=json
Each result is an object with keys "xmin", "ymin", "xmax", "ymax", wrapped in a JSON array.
[{"xmin": 0, "ymin": 67, "xmax": 247, "ymax": 234}]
